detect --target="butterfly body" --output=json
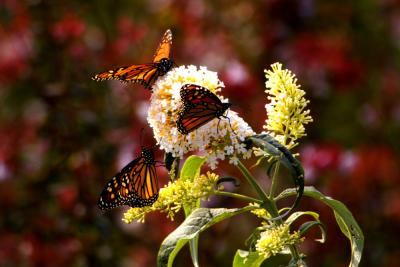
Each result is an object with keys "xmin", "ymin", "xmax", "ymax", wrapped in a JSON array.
[
  {"xmin": 157, "ymin": 58, "xmax": 174, "ymax": 74},
  {"xmin": 92, "ymin": 29, "xmax": 173, "ymax": 90},
  {"xmin": 98, "ymin": 147, "xmax": 159, "ymax": 211},
  {"xmin": 177, "ymin": 84, "xmax": 232, "ymax": 134}
]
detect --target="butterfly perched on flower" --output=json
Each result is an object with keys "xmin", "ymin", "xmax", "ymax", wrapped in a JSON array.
[
  {"xmin": 98, "ymin": 147, "xmax": 159, "ymax": 211},
  {"xmin": 177, "ymin": 84, "xmax": 232, "ymax": 134},
  {"xmin": 92, "ymin": 29, "xmax": 174, "ymax": 89}
]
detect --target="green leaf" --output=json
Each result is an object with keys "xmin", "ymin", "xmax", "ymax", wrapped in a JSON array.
[
  {"xmin": 285, "ymin": 211, "xmax": 326, "ymax": 243},
  {"xmin": 286, "ymin": 211, "xmax": 320, "ymax": 225},
  {"xmin": 178, "ymin": 155, "xmax": 207, "ymax": 266},
  {"xmin": 233, "ymin": 250, "xmax": 265, "ymax": 267},
  {"xmin": 157, "ymin": 207, "xmax": 255, "ymax": 267},
  {"xmin": 246, "ymin": 134, "xmax": 305, "ymax": 217},
  {"xmin": 180, "ymin": 155, "xmax": 207, "ymax": 216},
  {"xmin": 298, "ymin": 221, "xmax": 326, "ymax": 243},
  {"xmin": 276, "ymin": 186, "xmax": 364, "ymax": 267},
  {"xmin": 180, "ymin": 155, "xmax": 206, "ymax": 183}
]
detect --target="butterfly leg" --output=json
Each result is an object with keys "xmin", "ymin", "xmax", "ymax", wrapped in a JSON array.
[
  {"xmin": 216, "ymin": 117, "xmax": 221, "ymax": 135},
  {"xmin": 224, "ymin": 115, "xmax": 237, "ymax": 136}
]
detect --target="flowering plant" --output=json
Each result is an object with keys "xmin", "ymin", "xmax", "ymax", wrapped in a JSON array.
[{"xmin": 122, "ymin": 63, "xmax": 364, "ymax": 267}]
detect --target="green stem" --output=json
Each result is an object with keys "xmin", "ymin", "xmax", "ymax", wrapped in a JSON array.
[
  {"xmin": 236, "ymin": 160, "xmax": 276, "ymax": 220},
  {"xmin": 268, "ymin": 196, "xmax": 301, "ymax": 260},
  {"xmin": 237, "ymin": 160, "xmax": 269, "ymax": 202},
  {"xmin": 238, "ymin": 160, "xmax": 301, "ymax": 261},
  {"xmin": 214, "ymin": 191, "xmax": 263, "ymax": 204},
  {"xmin": 268, "ymin": 163, "xmax": 301, "ymax": 261},
  {"xmin": 269, "ymin": 162, "xmax": 281, "ymax": 198}
]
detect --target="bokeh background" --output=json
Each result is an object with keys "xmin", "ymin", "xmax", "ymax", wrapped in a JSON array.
[{"xmin": 1, "ymin": 0, "xmax": 400, "ymax": 266}]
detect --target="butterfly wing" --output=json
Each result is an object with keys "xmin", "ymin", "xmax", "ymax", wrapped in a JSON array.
[
  {"xmin": 98, "ymin": 175, "xmax": 125, "ymax": 211},
  {"xmin": 97, "ymin": 159, "xmax": 138, "ymax": 211},
  {"xmin": 92, "ymin": 63, "xmax": 160, "ymax": 88},
  {"xmin": 98, "ymin": 150, "xmax": 159, "ymax": 211},
  {"xmin": 153, "ymin": 29, "xmax": 172, "ymax": 63},
  {"xmin": 127, "ymin": 156, "xmax": 158, "ymax": 207},
  {"xmin": 92, "ymin": 29, "xmax": 172, "ymax": 89},
  {"xmin": 177, "ymin": 84, "xmax": 229, "ymax": 134}
]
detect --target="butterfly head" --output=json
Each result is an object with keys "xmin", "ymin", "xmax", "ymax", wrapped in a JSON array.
[
  {"xmin": 218, "ymin": 102, "xmax": 232, "ymax": 117},
  {"xmin": 157, "ymin": 58, "xmax": 174, "ymax": 75},
  {"xmin": 141, "ymin": 147, "xmax": 155, "ymax": 164}
]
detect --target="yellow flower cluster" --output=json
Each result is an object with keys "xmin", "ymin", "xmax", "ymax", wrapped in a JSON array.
[
  {"xmin": 123, "ymin": 172, "xmax": 219, "ymax": 223},
  {"xmin": 263, "ymin": 62, "xmax": 313, "ymax": 150},
  {"xmin": 250, "ymin": 203, "xmax": 270, "ymax": 220},
  {"xmin": 255, "ymin": 224, "xmax": 303, "ymax": 259}
]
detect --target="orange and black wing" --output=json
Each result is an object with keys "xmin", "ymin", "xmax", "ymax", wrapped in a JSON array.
[
  {"xmin": 98, "ymin": 174, "xmax": 126, "ymax": 211},
  {"xmin": 125, "ymin": 156, "xmax": 159, "ymax": 207},
  {"xmin": 92, "ymin": 29, "xmax": 173, "ymax": 89},
  {"xmin": 92, "ymin": 63, "xmax": 160, "ymax": 89},
  {"xmin": 153, "ymin": 29, "xmax": 172, "ymax": 63},
  {"xmin": 98, "ymin": 157, "xmax": 143, "ymax": 211},
  {"xmin": 177, "ymin": 84, "xmax": 230, "ymax": 134},
  {"xmin": 98, "ymin": 150, "xmax": 159, "ymax": 211}
]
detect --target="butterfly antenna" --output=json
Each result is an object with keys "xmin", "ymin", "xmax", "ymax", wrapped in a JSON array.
[{"xmin": 224, "ymin": 114, "xmax": 237, "ymax": 136}]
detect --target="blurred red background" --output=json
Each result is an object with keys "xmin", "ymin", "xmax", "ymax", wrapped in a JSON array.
[{"xmin": 1, "ymin": 0, "xmax": 399, "ymax": 266}]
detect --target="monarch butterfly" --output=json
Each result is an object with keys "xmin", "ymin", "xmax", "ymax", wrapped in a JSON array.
[
  {"xmin": 92, "ymin": 29, "xmax": 174, "ymax": 89},
  {"xmin": 98, "ymin": 147, "xmax": 159, "ymax": 211},
  {"xmin": 177, "ymin": 84, "xmax": 232, "ymax": 134}
]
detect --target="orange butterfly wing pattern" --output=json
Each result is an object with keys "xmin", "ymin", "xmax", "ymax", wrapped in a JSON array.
[
  {"xmin": 153, "ymin": 29, "xmax": 172, "ymax": 62},
  {"xmin": 92, "ymin": 29, "xmax": 174, "ymax": 90},
  {"xmin": 177, "ymin": 84, "xmax": 232, "ymax": 134},
  {"xmin": 98, "ymin": 148, "xmax": 159, "ymax": 211}
]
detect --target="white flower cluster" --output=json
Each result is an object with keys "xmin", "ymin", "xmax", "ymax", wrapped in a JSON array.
[{"xmin": 147, "ymin": 65, "xmax": 255, "ymax": 169}]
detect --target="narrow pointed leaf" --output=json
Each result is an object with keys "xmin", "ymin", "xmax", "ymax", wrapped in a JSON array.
[
  {"xmin": 246, "ymin": 134, "xmax": 304, "ymax": 217},
  {"xmin": 178, "ymin": 155, "xmax": 207, "ymax": 266},
  {"xmin": 157, "ymin": 207, "xmax": 255, "ymax": 267},
  {"xmin": 298, "ymin": 221, "xmax": 326, "ymax": 243},
  {"xmin": 276, "ymin": 186, "xmax": 364, "ymax": 267}
]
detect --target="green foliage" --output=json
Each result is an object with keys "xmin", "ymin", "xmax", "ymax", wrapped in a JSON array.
[
  {"xmin": 246, "ymin": 134, "xmax": 304, "ymax": 217},
  {"xmin": 286, "ymin": 211, "xmax": 326, "ymax": 243},
  {"xmin": 178, "ymin": 155, "xmax": 206, "ymax": 266},
  {"xmin": 157, "ymin": 151, "xmax": 364, "ymax": 266},
  {"xmin": 233, "ymin": 250, "xmax": 266, "ymax": 267},
  {"xmin": 157, "ymin": 207, "xmax": 256, "ymax": 267},
  {"xmin": 277, "ymin": 186, "xmax": 364, "ymax": 267}
]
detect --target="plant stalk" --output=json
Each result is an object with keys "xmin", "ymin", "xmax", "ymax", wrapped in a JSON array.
[
  {"xmin": 214, "ymin": 191, "xmax": 263, "ymax": 204},
  {"xmin": 268, "ymin": 163, "xmax": 301, "ymax": 261},
  {"xmin": 238, "ymin": 160, "xmax": 301, "ymax": 261},
  {"xmin": 269, "ymin": 162, "xmax": 281, "ymax": 198}
]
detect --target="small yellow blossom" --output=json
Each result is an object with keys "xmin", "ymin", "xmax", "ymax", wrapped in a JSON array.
[
  {"xmin": 255, "ymin": 224, "xmax": 303, "ymax": 259},
  {"xmin": 123, "ymin": 172, "xmax": 219, "ymax": 223},
  {"xmin": 263, "ymin": 63, "xmax": 313, "ymax": 150},
  {"xmin": 148, "ymin": 65, "xmax": 255, "ymax": 169},
  {"xmin": 250, "ymin": 203, "xmax": 270, "ymax": 219}
]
